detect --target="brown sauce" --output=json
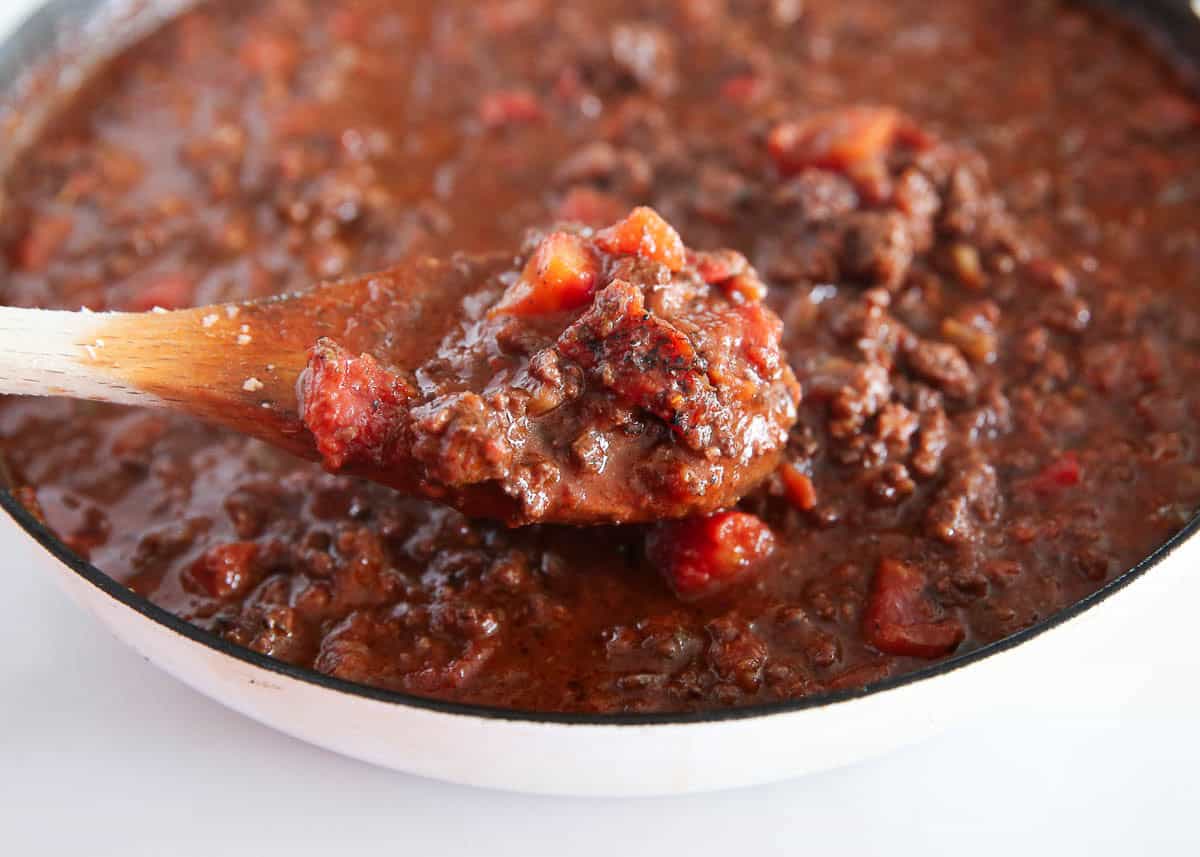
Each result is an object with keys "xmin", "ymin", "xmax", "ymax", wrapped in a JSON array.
[{"xmin": 2, "ymin": 0, "xmax": 1199, "ymax": 713}]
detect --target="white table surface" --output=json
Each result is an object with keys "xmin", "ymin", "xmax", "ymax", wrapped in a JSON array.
[{"xmin": 2, "ymin": 2, "xmax": 1199, "ymax": 854}]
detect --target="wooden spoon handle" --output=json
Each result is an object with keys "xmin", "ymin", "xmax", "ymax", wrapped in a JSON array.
[
  {"xmin": 0, "ymin": 303, "xmax": 316, "ymax": 456},
  {"xmin": 0, "ymin": 257, "xmax": 507, "ymax": 460},
  {"xmin": 0, "ymin": 305, "xmax": 157, "ymax": 405}
]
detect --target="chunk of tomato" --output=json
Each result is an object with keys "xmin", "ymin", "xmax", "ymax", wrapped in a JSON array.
[
  {"xmin": 1032, "ymin": 452, "xmax": 1082, "ymax": 494},
  {"xmin": 768, "ymin": 106, "xmax": 900, "ymax": 176},
  {"xmin": 863, "ymin": 557, "xmax": 964, "ymax": 658},
  {"xmin": 647, "ymin": 511, "xmax": 776, "ymax": 599},
  {"xmin": 779, "ymin": 462, "xmax": 818, "ymax": 511},
  {"xmin": 492, "ymin": 232, "xmax": 600, "ymax": 316},
  {"xmin": 595, "ymin": 206, "xmax": 686, "ymax": 272}
]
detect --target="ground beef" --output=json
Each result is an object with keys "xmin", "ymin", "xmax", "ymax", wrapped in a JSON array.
[
  {"xmin": 2, "ymin": 0, "xmax": 1199, "ymax": 713},
  {"xmin": 299, "ymin": 211, "xmax": 800, "ymax": 524}
]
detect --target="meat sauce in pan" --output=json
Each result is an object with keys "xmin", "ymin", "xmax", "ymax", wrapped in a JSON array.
[{"xmin": 2, "ymin": 0, "xmax": 1199, "ymax": 712}]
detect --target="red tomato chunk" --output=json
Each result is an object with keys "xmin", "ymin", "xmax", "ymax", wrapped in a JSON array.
[
  {"xmin": 557, "ymin": 186, "xmax": 625, "ymax": 226},
  {"xmin": 492, "ymin": 232, "xmax": 599, "ymax": 315},
  {"xmin": 779, "ymin": 462, "xmax": 818, "ymax": 511},
  {"xmin": 647, "ymin": 511, "xmax": 776, "ymax": 599},
  {"xmin": 691, "ymin": 248, "xmax": 750, "ymax": 285},
  {"xmin": 301, "ymin": 341, "xmax": 410, "ymax": 470},
  {"xmin": 595, "ymin": 206, "xmax": 686, "ymax": 272},
  {"xmin": 863, "ymin": 558, "xmax": 965, "ymax": 658},
  {"xmin": 1032, "ymin": 452, "xmax": 1082, "ymax": 494},
  {"xmin": 768, "ymin": 106, "xmax": 900, "ymax": 175}
]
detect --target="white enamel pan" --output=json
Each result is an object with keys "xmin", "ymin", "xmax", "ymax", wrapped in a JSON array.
[{"xmin": 1, "ymin": 0, "xmax": 1197, "ymax": 797}]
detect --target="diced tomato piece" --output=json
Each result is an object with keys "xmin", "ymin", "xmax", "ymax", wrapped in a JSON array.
[
  {"xmin": 492, "ymin": 232, "xmax": 600, "ymax": 316},
  {"xmin": 779, "ymin": 462, "xmax": 817, "ymax": 511},
  {"xmin": 479, "ymin": 89, "xmax": 544, "ymax": 129},
  {"xmin": 557, "ymin": 186, "xmax": 625, "ymax": 227},
  {"xmin": 11, "ymin": 215, "xmax": 73, "ymax": 272},
  {"xmin": 647, "ymin": 511, "xmax": 776, "ymax": 599},
  {"xmin": 863, "ymin": 558, "xmax": 965, "ymax": 658},
  {"xmin": 691, "ymin": 247, "xmax": 766, "ymax": 304},
  {"xmin": 691, "ymin": 248, "xmax": 750, "ymax": 285},
  {"xmin": 732, "ymin": 300, "xmax": 786, "ymax": 377},
  {"xmin": 128, "ymin": 274, "xmax": 196, "ymax": 311},
  {"xmin": 301, "ymin": 339, "xmax": 411, "ymax": 470},
  {"xmin": 1032, "ymin": 452, "xmax": 1082, "ymax": 494},
  {"xmin": 595, "ymin": 206, "xmax": 686, "ymax": 272},
  {"xmin": 767, "ymin": 106, "xmax": 900, "ymax": 176},
  {"xmin": 186, "ymin": 542, "xmax": 259, "ymax": 598}
]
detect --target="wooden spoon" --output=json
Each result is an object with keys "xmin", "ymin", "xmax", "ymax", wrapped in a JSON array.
[
  {"xmin": 0, "ymin": 255, "xmax": 494, "ymax": 460},
  {"xmin": 0, "ymin": 248, "xmax": 795, "ymax": 525}
]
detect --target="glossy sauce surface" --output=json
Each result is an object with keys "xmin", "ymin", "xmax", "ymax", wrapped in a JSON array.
[
  {"xmin": 2, "ymin": 0, "xmax": 1199, "ymax": 712},
  {"xmin": 297, "ymin": 216, "xmax": 799, "ymax": 525}
]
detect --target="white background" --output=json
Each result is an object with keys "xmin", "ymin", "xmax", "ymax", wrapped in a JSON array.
[{"xmin": 2, "ymin": 1, "xmax": 1199, "ymax": 854}]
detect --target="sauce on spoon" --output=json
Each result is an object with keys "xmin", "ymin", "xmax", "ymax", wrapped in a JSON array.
[
  {"xmin": 0, "ymin": 207, "xmax": 798, "ymax": 525},
  {"xmin": 299, "ymin": 207, "xmax": 800, "ymax": 524}
]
